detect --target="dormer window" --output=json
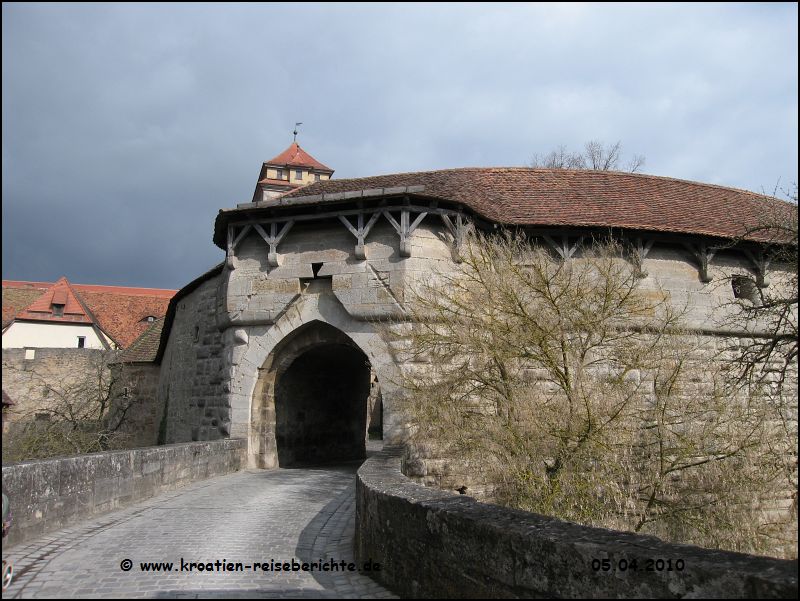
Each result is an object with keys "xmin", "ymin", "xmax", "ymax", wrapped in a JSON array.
[
  {"xmin": 52, "ymin": 303, "xmax": 65, "ymax": 317},
  {"xmin": 141, "ymin": 315, "xmax": 157, "ymax": 323}
]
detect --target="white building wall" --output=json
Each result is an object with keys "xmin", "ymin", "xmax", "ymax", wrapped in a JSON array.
[{"xmin": 2, "ymin": 322, "xmax": 109, "ymax": 349}]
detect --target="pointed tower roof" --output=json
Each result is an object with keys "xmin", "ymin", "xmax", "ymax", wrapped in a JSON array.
[
  {"xmin": 264, "ymin": 142, "xmax": 333, "ymax": 172},
  {"xmin": 16, "ymin": 277, "xmax": 93, "ymax": 324}
]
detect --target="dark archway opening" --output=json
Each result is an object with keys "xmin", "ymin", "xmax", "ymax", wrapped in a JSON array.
[{"xmin": 275, "ymin": 342, "xmax": 371, "ymax": 466}]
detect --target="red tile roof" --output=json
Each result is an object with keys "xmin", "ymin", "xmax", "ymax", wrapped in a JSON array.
[
  {"xmin": 17, "ymin": 277, "xmax": 92, "ymax": 324},
  {"xmin": 118, "ymin": 318, "xmax": 165, "ymax": 363},
  {"xmin": 2, "ymin": 279, "xmax": 177, "ymax": 348},
  {"xmin": 220, "ymin": 167, "xmax": 793, "ymax": 244},
  {"xmin": 2, "ymin": 284, "xmax": 48, "ymax": 329},
  {"xmin": 264, "ymin": 142, "xmax": 333, "ymax": 172}
]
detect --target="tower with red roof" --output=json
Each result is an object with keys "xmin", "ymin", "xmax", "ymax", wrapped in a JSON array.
[{"xmin": 252, "ymin": 142, "xmax": 334, "ymax": 202}]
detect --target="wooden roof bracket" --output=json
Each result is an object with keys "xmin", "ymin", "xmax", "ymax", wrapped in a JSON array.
[
  {"xmin": 683, "ymin": 241, "xmax": 717, "ymax": 283},
  {"xmin": 741, "ymin": 247, "xmax": 771, "ymax": 288},
  {"xmin": 383, "ymin": 206, "xmax": 428, "ymax": 258},
  {"xmin": 440, "ymin": 212, "xmax": 471, "ymax": 263},
  {"xmin": 253, "ymin": 221, "xmax": 295, "ymax": 267},
  {"xmin": 339, "ymin": 211, "xmax": 382, "ymax": 260},
  {"xmin": 629, "ymin": 237, "xmax": 655, "ymax": 278},
  {"xmin": 543, "ymin": 234, "xmax": 583, "ymax": 260},
  {"xmin": 226, "ymin": 224, "xmax": 253, "ymax": 270}
]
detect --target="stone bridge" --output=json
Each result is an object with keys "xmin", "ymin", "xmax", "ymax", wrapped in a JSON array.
[{"xmin": 3, "ymin": 440, "xmax": 796, "ymax": 599}]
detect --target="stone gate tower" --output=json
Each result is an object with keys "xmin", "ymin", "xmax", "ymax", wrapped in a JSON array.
[{"xmin": 155, "ymin": 145, "xmax": 795, "ymax": 473}]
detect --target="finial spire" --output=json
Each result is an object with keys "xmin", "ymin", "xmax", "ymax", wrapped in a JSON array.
[{"xmin": 293, "ymin": 122, "xmax": 303, "ymax": 142}]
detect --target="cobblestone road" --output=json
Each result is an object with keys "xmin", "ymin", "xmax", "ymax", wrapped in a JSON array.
[{"xmin": 3, "ymin": 459, "xmax": 397, "ymax": 599}]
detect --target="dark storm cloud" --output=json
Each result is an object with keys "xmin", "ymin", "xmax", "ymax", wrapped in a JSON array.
[{"xmin": 2, "ymin": 3, "xmax": 797, "ymax": 289}]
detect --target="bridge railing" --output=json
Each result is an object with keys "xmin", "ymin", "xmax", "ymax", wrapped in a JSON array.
[
  {"xmin": 356, "ymin": 446, "xmax": 797, "ymax": 599},
  {"xmin": 1, "ymin": 439, "xmax": 246, "ymax": 547}
]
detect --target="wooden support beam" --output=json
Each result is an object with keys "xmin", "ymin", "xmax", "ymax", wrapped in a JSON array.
[
  {"xmin": 543, "ymin": 234, "xmax": 582, "ymax": 260},
  {"xmin": 226, "ymin": 225, "xmax": 235, "ymax": 269},
  {"xmin": 228, "ymin": 202, "xmax": 461, "ymax": 229},
  {"xmin": 339, "ymin": 212, "xmax": 382, "ymax": 259},
  {"xmin": 409, "ymin": 211, "xmax": 428, "ymax": 235},
  {"xmin": 683, "ymin": 242, "xmax": 717, "ymax": 283},
  {"xmin": 226, "ymin": 224, "xmax": 253, "ymax": 269},
  {"xmin": 630, "ymin": 237, "xmax": 655, "ymax": 278},
  {"xmin": 440, "ymin": 214, "xmax": 470, "ymax": 262},
  {"xmin": 741, "ymin": 248, "xmax": 771, "ymax": 288},
  {"xmin": 383, "ymin": 210, "xmax": 414, "ymax": 257},
  {"xmin": 253, "ymin": 221, "xmax": 294, "ymax": 267}
]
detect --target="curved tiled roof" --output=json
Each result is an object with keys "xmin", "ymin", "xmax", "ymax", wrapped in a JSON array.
[{"xmin": 219, "ymin": 168, "xmax": 794, "ymax": 246}]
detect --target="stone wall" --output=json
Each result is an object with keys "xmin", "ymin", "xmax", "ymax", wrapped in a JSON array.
[
  {"xmin": 356, "ymin": 447, "xmax": 798, "ymax": 599},
  {"xmin": 110, "ymin": 362, "xmax": 163, "ymax": 448},
  {"xmin": 157, "ymin": 275, "xmax": 227, "ymax": 444},
  {"xmin": 1, "ymin": 438, "xmax": 246, "ymax": 547},
  {"xmin": 2, "ymin": 348, "xmax": 165, "ymax": 459},
  {"xmin": 2, "ymin": 348, "xmax": 108, "ymax": 427}
]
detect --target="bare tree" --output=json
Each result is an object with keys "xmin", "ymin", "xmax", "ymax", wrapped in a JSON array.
[
  {"xmin": 393, "ymin": 232, "xmax": 796, "ymax": 558},
  {"xmin": 719, "ymin": 185, "xmax": 798, "ymax": 393},
  {"xmin": 1, "ymin": 350, "xmax": 140, "ymax": 461},
  {"xmin": 713, "ymin": 186, "xmax": 798, "ymax": 537},
  {"xmin": 530, "ymin": 140, "xmax": 645, "ymax": 173}
]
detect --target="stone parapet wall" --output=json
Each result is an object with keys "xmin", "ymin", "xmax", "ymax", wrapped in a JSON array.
[
  {"xmin": 355, "ymin": 446, "xmax": 798, "ymax": 599},
  {"xmin": 1, "ymin": 438, "xmax": 246, "ymax": 547}
]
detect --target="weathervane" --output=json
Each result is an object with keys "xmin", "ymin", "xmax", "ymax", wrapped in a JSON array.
[{"xmin": 293, "ymin": 122, "xmax": 303, "ymax": 142}]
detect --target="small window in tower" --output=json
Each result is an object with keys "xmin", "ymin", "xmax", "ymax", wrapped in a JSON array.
[
  {"xmin": 315, "ymin": 173, "xmax": 321, "ymax": 182},
  {"xmin": 77, "ymin": 336, "xmax": 86, "ymax": 348},
  {"xmin": 295, "ymin": 170, "xmax": 303, "ymax": 181},
  {"xmin": 52, "ymin": 303, "xmax": 65, "ymax": 317}
]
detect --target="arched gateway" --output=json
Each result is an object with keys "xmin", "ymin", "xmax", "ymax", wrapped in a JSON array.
[
  {"xmin": 251, "ymin": 320, "xmax": 375, "ymax": 467},
  {"xmin": 214, "ymin": 270, "xmax": 404, "ymax": 469}
]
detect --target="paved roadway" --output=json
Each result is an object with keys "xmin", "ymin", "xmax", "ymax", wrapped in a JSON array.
[{"xmin": 3, "ymin": 456, "xmax": 397, "ymax": 599}]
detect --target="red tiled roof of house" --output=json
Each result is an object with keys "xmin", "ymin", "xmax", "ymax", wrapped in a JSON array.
[
  {"xmin": 264, "ymin": 142, "xmax": 333, "ymax": 172},
  {"xmin": 77, "ymin": 290, "xmax": 173, "ymax": 348},
  {"xmin": 117, "ymin": 318, "xmax": 165, "ymax": 363},
  {"xmin": 17, "ymin": 277, "xmax": 92, "ymax": 324},
  {"xmin": 2, "ymin": 279, "xmax": 177, "ymax": 348},
  {"xmin": 220, "ymin": 167, "xmax": 792, "ymax": 244},
  {"xmin": 2, "ymin": 284, "xmax": 48, "ymax": 328}
]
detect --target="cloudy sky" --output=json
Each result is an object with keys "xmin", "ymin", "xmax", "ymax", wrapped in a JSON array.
[{"xmin": 2, "ymin": 3, "xmax": 797, "ymax": 289}]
